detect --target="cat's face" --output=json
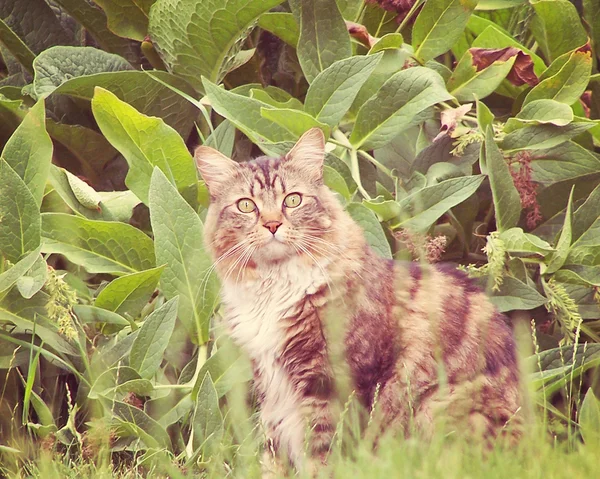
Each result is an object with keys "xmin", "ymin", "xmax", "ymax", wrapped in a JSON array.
[{"xmin": 196, "ymin": 129, "xmax": 342, "ymax": 275}]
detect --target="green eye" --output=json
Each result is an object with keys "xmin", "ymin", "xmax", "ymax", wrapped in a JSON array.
[
  {"xmin": 237, "ymin": 198, "xmax": 256, "ymax": 213},
  {"xmin": 284, "ymin": 193, "xmax": 302, "ymax": 208}
]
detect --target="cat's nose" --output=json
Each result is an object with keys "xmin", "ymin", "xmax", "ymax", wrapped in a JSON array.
[{"xmin": 263, "ymin": 221, "xmax": 282, "ymax": 234}]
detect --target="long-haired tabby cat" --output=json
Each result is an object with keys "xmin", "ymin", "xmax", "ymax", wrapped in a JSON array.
[{"xmin": 195, "ymin": 128, "xmax": 523, "ymax": 474}]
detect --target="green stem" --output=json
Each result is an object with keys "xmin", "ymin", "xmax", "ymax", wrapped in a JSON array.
[
  {"xmin": 331, "ymin": 130, "xmax": 371, "ymax": 200},
  {"xmin": 395, "ymin": 0, "xmax": 424, "ymax": 34},
  {"xmin": 357, "ymin": 150, "xmax": 394, "ymax": 178}
]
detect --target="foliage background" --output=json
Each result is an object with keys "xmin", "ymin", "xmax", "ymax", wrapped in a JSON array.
[{"xmin": 0, "ymin": 0, "xmax": 599, "ymax": 476}]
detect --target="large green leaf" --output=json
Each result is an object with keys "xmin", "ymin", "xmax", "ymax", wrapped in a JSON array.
[
  {"xmin": 92, "ymin": 87, "xmax": 198, "ymax": 206},
  {"xmin": 304, "ymin": 54, "xmax": 382, "ymax": 127},
  {"xmin": 195, "ymin": 342, "xmax": 252, "ymax": 398},
  {"xmin": 530, "ymin": 142, "xmax": 600, "ymax": 185},
  {"xmin": 504, "ymin": 100, "xmax": 574, "ymax": 133},
  {"xmin": 130, "ymin": 297, "xmax": 178, "ymax": 379},
  {"xmin": 544, "ymin": 189, "xmax": 573, "ymax": 275},
  {"xmin": 41, "ymin": 213, "xmax": 155, "ymax": 275},
  {"xmin": 149, "ymin": 0, "xmax": 284, "ymax": 89},
  {"xmin": 447, "ymin": 48, "xmax": 516, "ymax": 102},
  {"xmin": 490, "ymin": 276, "xmax": 547, "ymax": 312},
  {"xmin": 203, "ymin": 79, "xmax": 292, "ymax": 144},
  {"xmin": 0, "ymin": 17, "xmax": 35, "ymax": 74},
  {"xmin": 94, "ymin": 0, "xmax": 153, "ymax": 41},
  {"xmin": 500, "ymin": 122, "xmax": 594, "ymax": 152},
  {"xmin": 149, "ymin": 169, "xmax": 217, "ymax": 343},
  {"xmin": 258, "ymin": 12, "xmax": 299, "ymax": 47},
  {"xmin": 260, "ymin": 108, "xmax": 330, "ymax": 138},
  {"xmin": 95, "ymin": 266, "xmax": 164, "ymax": 318},
  {"xmin": 0, "ymin": 159, "xmax": 41, "ymax": 263},
  {"xmin": 16, "ymin": 255, "xmax": 47, "ymax": 300},
  {"xmin": 0, "ymin": 246, "xmax": 43, "ymax": 294},
  {"xmin": 350, "ymin": 67, "xmax": 452, "ymax": 150},
  {"xmin": 580, "ymin": 389, "xmax": 600, "ymax": 448},
  {"xmin": 499, "ymin": 228, "xmax": 554, "ymax": 256},
  {"xmin": 484, "ymin": 128, "xmax": 521, "ymax": 232},
  {"xmin": 393, "ymin": 175, "xmax": 485, "ymax": 231},
  {"xmin": 572, "ymin": 183, "xmax": 600, "ymax": 243},
  {"xmin": 89, "ymin": 366, "xmax": 153, "ymax": 400},
  {"xmin": 1, "ymin": 100, "xmax": 52, "ymax": 207},
  {"xmin": 32, "ymin": 47, "xmax": 198, "ymax": 136},
  {"xmin": 111, "ymin": 399, "xmax": 171, "ymax": 449},
  {"xmin": 412, "ymin": 0, "xmax": 479, "ymax": 63},
  {"xmin": 346, "ymin": 203, "xmax": 392, "ymax": 259},
  {"xmin": 523, "ymin": 48, "xmax": 592, "ymax": 106},
  {"xmin": 296, "ymin": 0, "xmax": 351, "ymax": 83},
  {"xmin": 192, "ymin": 373, "xmax": 224, "ymax": 456},
  {"xmin": 530, "ymin": 0, "xmax": 588, "ymax": 62}
]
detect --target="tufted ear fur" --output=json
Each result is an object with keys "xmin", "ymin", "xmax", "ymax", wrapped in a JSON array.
[
  {"xmin": 194, "ymin": 146, "xmax": 240, "ymax": 195},
  {"xmin": 285, "ymin": 128, "xmax": 325, "ymax": 182}
]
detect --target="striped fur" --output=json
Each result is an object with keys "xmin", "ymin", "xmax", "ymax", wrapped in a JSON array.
[{"xmin": 196, "ymin": 129, "xmax": 522, "ymax": 474}]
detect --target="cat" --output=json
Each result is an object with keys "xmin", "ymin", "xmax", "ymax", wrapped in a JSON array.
[{"xmin": 195, "ymin": 128, "xmax": 523, "ymax": 474}]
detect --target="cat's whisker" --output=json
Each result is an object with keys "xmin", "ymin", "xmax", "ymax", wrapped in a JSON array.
[
  {"xmin": 295, "ymin": 241, "xmax": 334, "ymax": 296},
  {"xmin": 299, "ymin": 235, "xmax": 364, "ymax": 280},
  {"xmin": 199, "ymin": 239, "xmax": 252, "ymax": 299}
]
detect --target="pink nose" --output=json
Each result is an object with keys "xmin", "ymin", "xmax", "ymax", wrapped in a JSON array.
[{"xmin": 263, "ymin": 221, "xmax": 282, "ymax": 234}]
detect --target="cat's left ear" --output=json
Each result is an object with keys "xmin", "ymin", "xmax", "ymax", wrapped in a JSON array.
[
  {"xmin": 194, "ymin": 146, "xmax": 240, "ymax": 195},
  {"xmin": 285, "ymin": 128, "xmax": 325, "ymax": 181}
]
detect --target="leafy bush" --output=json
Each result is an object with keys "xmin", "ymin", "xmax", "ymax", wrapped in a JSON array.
[{"xmin": 0, "ymin": 0, "xmax": 599, "ymax": 476}]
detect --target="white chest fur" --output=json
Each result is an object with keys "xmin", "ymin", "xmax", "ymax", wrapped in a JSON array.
[{"xmin": 220, "ymin": 257, "xmax": 329, "ymax": 464}]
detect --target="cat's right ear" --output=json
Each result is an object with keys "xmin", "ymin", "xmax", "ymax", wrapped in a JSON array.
[{"xmin": 194, "ymin": 146, "xmax": 240, "ymax": 194}]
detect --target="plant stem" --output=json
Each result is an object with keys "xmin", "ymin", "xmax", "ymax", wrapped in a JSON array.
[
  {"xmin": 395, "ymin": 0, "xmax": 424, "ymax": 34},
  {"xmin": 331, "ymin": 130, "xmax": 371, "ymax": 199},
  {"xmin": 357, "ymin": 150, "xmax": 394, "ymax": 178}
]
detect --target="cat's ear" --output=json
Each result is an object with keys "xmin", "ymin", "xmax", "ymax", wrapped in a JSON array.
[
  {"xmin": 194, "ymin": 146, "xmax": 240, "ymax": 194},
  {"xmin": 285, "ymin": 128, "xmax": 325, "ymax": 181}
]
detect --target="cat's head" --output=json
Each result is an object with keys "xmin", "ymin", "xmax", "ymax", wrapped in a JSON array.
[{"xmin": 195, "ymin": 128, "xmax": 350, "ymax": 275}]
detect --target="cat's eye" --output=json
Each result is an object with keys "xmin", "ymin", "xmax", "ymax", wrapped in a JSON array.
[
  {"xmin": 284, "ymin": 193, "xmax": 302, "ymax": 208},
  {"xmin": 237, "ymin": 198, "xmax": 256, "ymax": 213}
]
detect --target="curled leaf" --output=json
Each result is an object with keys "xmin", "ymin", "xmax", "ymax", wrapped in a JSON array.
[
  {"xmin": 470, "ymin": 47, "xmax": 539, "ymax": 87},
  {"xmin": 346, "ymin": 21, "xmax": 376, "ymax": 49}
]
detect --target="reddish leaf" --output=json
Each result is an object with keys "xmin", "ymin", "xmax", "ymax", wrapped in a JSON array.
[
  {"xmin": 346, "ymin": 21, "xmax": 376, "ymax": 48},
  {"xmin": 469, "ymin": 47, "xmax": 539, "ymax": 87}
]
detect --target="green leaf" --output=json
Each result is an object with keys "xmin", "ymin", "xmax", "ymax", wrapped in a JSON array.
[
  {"xmin": 111, "ymin": 399, "xmax": 171, "ymax": 449},
  {"xmin": 412, "ymin": 0, "xmax": 479, "ymax": 63},
  {"xmin": 296, "ymin": 0, "xmax": 351, "ymax": 83},
  {"xmin": 499, "ymin": 228, "xmax": 554, "ymax": 256},
  {"xmin": 149, "ymin": 0, "xmax": 284, "ymax": 88},
  {"xmin": 92, "ymin": 87, "xmax": 198, "ymax": 206},
  {"xmin": 32, "ymin": 47, "xmax": 198, "ymax": 136},
  {"xmin": 346, "ymin": 203, "xmax": 392, "ymax": 258},
  {"xmin": 192, "ymin": 373, "xmax": 224, "ymax": 456},
  {"xmin": 41, "ymin": 213, "xmax": 155, "ymax": 275},
  {"xmin": 555, "ymin": 265, "xmax": 600, "ymax": 287},
  {"xmin": 530, "ymin": 0, "xmax": 588, "ymax": 62},
  {"xmin": 0, "ymin": 159, "xmax": 41, "ymax": 263},
  {"xmin": 305, "ymin": 54, "xmax": 382, "ymax": 127},
  {"xmin": 52, "ymin": 0, "xmax": 142, "ymax": 64},
  {"xmin": 16, "ymin": 255, "xmax": 47, "ymax": 300},
  {"xmin": 0, "ymin": 247, "xmax": 43, "ymax": 294},
  {"xmin": 490, "ymin": 276, "xmax": 547, "ymax": 312},
  {"xmin": 0, "ymin": 17, "xmax": 35, "ymax": 74},
  {"xmin": 476, "ymin": 99, "xmax": 494, "ymax": 137},
  {"xmin": 196, "ymin": 342, "xmax": 252, "ymax": 398},
  {"xmin": 504, "ymin": 100, "xmax": 574, "ymax": 133},
  {"xmin": 203, "ymin": 78, "xmax": 292, "ymax": 144},
  {"xmin": 544, "ymin": 188, "xmax": 573, "ymax": 275},
  {"xmin": 130, "ymin": 297, "xmax": 178, "ymax": 379},
  {"xmin": 95, "ymin": 266, "xmax": 164, "ymax": 318},
  {"xmin": 523, "ymin": 48, "xmax": 592, "ymax": 106},
  {"xmin": 324, "ymin": 165, "xmax": 351, "ymax": 201},
  {"xmin": 580, "ymin": 389, "xmax": 600, "ymax": 448},
  {"xmin": 1, "ymin": 100, "xmax": 52, "ymax": 207},
  {"xmin": 350, "ymin": 67, "xmax": 452, "ymax": 150},
  {"xmin": 369, "ymin": 33, "xmax": 404, "ymax": 54},
  {"xmin": 149, "ymin": 169, "xmax": 218, "ymax": 343},
  {"xmin": 93, "ymin": 0, "xmax": 153, "ymax": 41},
  {"xmin": 485, "ymin": 127, "xmax": 521, "ymax": 232},
  {"xmin": 260, "ymin": 108, "xmax": 330, "ymax": 138},
  {"xmin": 258, "ymin": 12, "xmax": 299, "ymax": 47},
  {"xmin": 530, "ymin": 142, "xmax": 600, "ymax": 185},
  {"xmin": 363, "ymin": 196, "xmax": 401, "ymax": 222},
  {"xmin": 73, "ymin": 305, "xmax": 129, "ymax": 328},
  {"xmin": 447, "ymin": 49, "xmax": 516, "ymax": 102},
  {"xmin": 500, "ymin": 122, "xmax": 595, "ymax": 152},
  {"xmin": 89, "ymin": 366, "xmax": 153, "ymax": 400},
  {"xmin": 205, "ymin": 120, "xmax": 236, "ymax": 158},
  {"xmin": 584, "ymin": 0, "xmax": 600, "ymax": 68},
  {"xmin": 572, "ymin": 183, "xmax": 600, "ymax": 242},
  {"xmin": 393, "ymin": 175, "xmax": 485, "ymax": 231}
]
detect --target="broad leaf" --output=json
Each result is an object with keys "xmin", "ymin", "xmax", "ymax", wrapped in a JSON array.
[
  {"xmin": 544, "ymin": 189, "xmax": 573, "ymax": 275},
  {"xmin": 0, "ymin": 17, "xmax": 35, "ymax": 74},
  {"xmin": 89, "ymin": 366, "xmax": 153, "ymax": 400},
  {"xmin": 580, "ymin": 389, "xmax": 600, "ymax": 448},
  {"xmin": 501, "ymin": 122, "xmax": 594, "ymax": 153},
  {"xmin": 304, "ymin": 54, "xmax": 382, "ymax": 127},
  {"xmin": 149, "ymin": 0, "xmax": 284, "ymax": 88},
  {"xmin": 260, "ymin": 108, "xmax": 330, "ymax": 138},
  {"xmin": 1, "ymin": 100, "xmax": 52, "ymax": 207},
  {"xmin": 393, "ymin": 175, "xmax": 485, "ymax": 231},
  {"xmin": 504, "ymin": 100, "xmax": 574, "ymax": 133},
  {"xmin": 130, "ymin": 297, "xmax": 178, "ymax": 379},
  {"xmin": 0, "ymin": 246, "xmax": 43, "ymax": 294},
  {"xmin": 192, "ymin": 373, "xmax": 224, "ymax": 456},
  {"xmin": 149, "ymin": 169, "xmax": 217, "ymax": 343},
  {"xmin": 16, "ymin": 255, "xmax": 47, "ymax": 299},
  {"xmin": 73, "ymin": 305, "xmax": 129, "ymax": 328},
  {"xmin": 412, "ymin": 0, "xmax": 479, "ymax": 63},
  {"xmin": 41, "ymin": 213, "xmax": 155, "ymax": 275},
  {"xmin": 94, "ymin": 0, "xmax": 153, "ymax": 41},
  {"xmin": 499, "ymin": 228, "xmax": 554, "ymax": 256},
  {"xmin": 0, "ymin": 159, "xmax": 41, "ymax": 263},
  {"xmin": 346, "ymin": 203, "xmax": 392, "ymax": 259},
  {"xmin": 490, "ymin": 276, "xmax": 547, "ymax": 312},
  {"xmin": 95, "ymin": 266, "xmax": 164, "ymax": 319},
  {"xmin": 572, "ymin": 183, "xmax": 600, "ymax": 242},
  {"xmin": 530, "ymin": 142, "xmax": 600, "ymax": 185},
  {"xmin": 296, "ymin": 0, "xmax": 351, "ymax": 83},
  {"xmin": 485, "ymin": 127, "xmax": 521, "ymax": 232},
  {"xmin": 92, "ymin": 87, "xmax": 198, "ymax": 206},
  {"xmin": 258, "ymin": 12, "xmax": 299, "ymax": 47},
  {"xmin": 195, "ymin": 342, "xmax": 252, "ymax": 398},
  {"xmin": 350, "ymin": 67, "xmax": 452, "ymax": 150},
  {"xmin": 111, "ymin": 400, "xmax": 171, "ymax": 449}
]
